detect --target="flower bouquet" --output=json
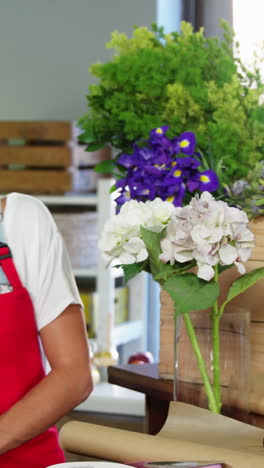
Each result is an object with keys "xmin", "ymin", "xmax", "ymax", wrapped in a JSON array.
[
  {"xmin": 105, "ymin": 126, "xmax": 219, "ymax": 207},
  {"xmin": 99, "ymin": 127, "xmax": 264, "ymax": 414}
]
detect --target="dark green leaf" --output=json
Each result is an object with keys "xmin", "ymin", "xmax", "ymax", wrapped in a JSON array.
[
  {"xmin": 154, "ymin": 261, "xmax": 195, "ymax": 281},
  {"xmin": 140, "ymin": 226, "xmax": 166, "ymax": 278},
  {"xmin": 163, "ymin": 273, "xmax": 220, "ymax": 316},
  {"xmin": 94, "ymin": 160, "xmax": 115, "ymax": 173},
  {"xmin": 78, "ymin": 131, "xmax": 95, "ymax": 144},
  {"xmin": 87, "ymin": 142, "xmax": 106, "ymax": 152},
  {"xmin": 122, "ymin": 261, "xmax": 148, "ymax": 281}
]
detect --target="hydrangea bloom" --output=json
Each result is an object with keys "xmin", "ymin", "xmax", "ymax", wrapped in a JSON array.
[
  {"xmin": 114, "ymin": 127, "xmax": 219, "ymax": 207},
  {"xmin": 99, "ymin": 198, "xmax": 175, "ymax": 265},
  {"xmin": 159, "ymin": 192, "xmax": 255, "ymax": 280}
]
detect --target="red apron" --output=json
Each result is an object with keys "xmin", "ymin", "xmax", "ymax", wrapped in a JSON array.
[{"xmin": 0, "ymin": 241, "xmax": 65, "ymax": 467}]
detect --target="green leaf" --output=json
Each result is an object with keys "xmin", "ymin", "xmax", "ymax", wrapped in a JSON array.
[
  {"xmin": 140, "ymin": 226, "xmax": 193, "ymax": 284},
  {"xmin": 94, "ymin": 160, "xmax": 115, "ymax": 173},
  {"xmin": 122, "ymin": 261, "xmax": 148, "ymax": 281},
  {"xmin": 87, "ymin": 142, "xmax": 106, "ymax": 152},
  {"xmin": 254, "ymin": 198, "xmax": 264, "ymax": 206},
  {"xmin": 109, "ymin": 183, "xmax": 117, "ymax": 193},
  {"xmin": 78, "ymin": 131, "xmax": 95, "ymax": 144},
  {"xmin": 163, "ymin": 273, "xmax": 220, "ymax": 316},
  {"xmin": 154, "ymin": 261, "xmax": 195, "ymax": 281},
  {"xmin": 140, "ymin": 226, "xmax": 165, "ymax": 277},
  {"xmin": 220, "ymin": 267, "xmax": 264, "ymax": 314}
]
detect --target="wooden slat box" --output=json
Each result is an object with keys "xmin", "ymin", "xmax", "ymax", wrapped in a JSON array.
[
  {"xmin": 71, "ymin": 145, "xmax": 111, "ymax": 193},
  {"xmin": 52, "ymin": 210, "xmax": 98, "ymax": 271},
  {"xmin": 0, "ymin": 121, "xmax": 73, "ymax": 194},
  {"xmin": 159, "ymin": 217, "xmax": 264, "ymax": 402}
]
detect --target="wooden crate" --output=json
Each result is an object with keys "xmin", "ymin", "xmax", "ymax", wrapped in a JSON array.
[
  {"xmin": 0, "ymin": 121, "xmax": 74, "ymax": 194},
  {"xmin": 159, "ymin": 217, "xmax": 264, "ymax": 390},
  {"xmin": 52, "ymin": 210, "xmax": 98, "ymax": 270}
]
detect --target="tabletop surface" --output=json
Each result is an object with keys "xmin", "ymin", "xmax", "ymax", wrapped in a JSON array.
[
  {"xmin": 107, "ymin": 363, "xmax": 263, "ymax": 428},
  {"xmin": 108, "ymin": 363, "xmax": 200, "ymax": 403}
]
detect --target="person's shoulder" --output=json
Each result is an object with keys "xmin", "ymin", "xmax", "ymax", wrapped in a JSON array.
[
  {"xmin": 9, "ymin": 192, "xmax": 55, "ymax": 230},
  {"xmin": 9, "ymin": 192, "xmax": 43, "ymax": 207}
]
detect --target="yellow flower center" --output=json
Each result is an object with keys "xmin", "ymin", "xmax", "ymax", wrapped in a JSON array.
[
  {"xmin": 179, "ymin": 139, "xmax": 189, "ymax": 148},
  {"xmin": 154, "ymin": 164, "xmax": 165, "ymax": 169},
  {"xmin": 200, "ymin": 175, "xmax": 210, "ymax": 182},
  {"xmin": 171, "ymin": 161, "xmax": 177, "ymax": 167},
  {"xmin": 167, "ymin": 196, "xmax": 174, "ymax": 203},
  {"xmin": 173, "ymin": 170, "xmax": 182, "ymax": 177},
  {"xmin": 156, "ymin": 127, "xmax": 163, "ymax": 134}
]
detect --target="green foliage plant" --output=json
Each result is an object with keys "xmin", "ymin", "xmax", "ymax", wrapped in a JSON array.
[{"xmin": 78, "ymin": 21, "xmax": 264, "ymax": 185}]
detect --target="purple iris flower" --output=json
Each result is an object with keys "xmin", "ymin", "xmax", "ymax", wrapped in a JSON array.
[
  {"xmin": 174, "ymin": 132, "xmax": 196, "ymax": 155},
  {"xmin": 149, "ymin": 126, "xmax": 174, "ymax": 160},
  {"xmin": 113, "ymin": 127, "xmax": 218, "ymax": 207},
  {"xmin": 116, "ymin": 177, "xmax": 130, "ymax": 190},
  {"xmin": 144, "ymin": 164, "xmax": 168, "ymax": 176},
  {"xmin": 115, "ymin": 189, "xmax": 131, "ymax": 206},
  {"xmin": 150, "ymin": 126, "xmax": 170, "ymax": 138},
  {"xmin": 187, "ymin": 170, "xmax": 219, "ymax": 193},
  {"xmin": 117, "ymin": 152, "xmax": 139, "ymax": 169},
  {"xmin": 130, "ymin": 182, "xmax": 156, "ymax": 200},
  {"xmin": 148, "ymin": 146, "xmax": 171, "ymax": 165},
  {"xmin": 165, "ymin": 172, "xmax": 183, "ymax": 187},
  {"xmin": 133, "ymin": 145, "xmax": 153, "ymax": 162},
  {"xmin": 198, "ymin": 170, "xmax": 219, "ymax": 192},
  {"xmin": 175, "ymin": 157, "xmax": 200, "ymax": 170},
  {"xmin": 167, "ymin": 182, "xmax": 186, "ymax": 206}
]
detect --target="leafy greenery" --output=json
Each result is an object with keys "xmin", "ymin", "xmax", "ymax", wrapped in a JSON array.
[
  {"xmin": 163, "ymin": 273, "xmax": 220, "ymax": 316},
  {"xmin": 78, "ymin": 21, "xmax": 264, "ymax": 184}
]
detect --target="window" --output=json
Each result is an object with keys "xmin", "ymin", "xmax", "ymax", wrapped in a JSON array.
[{"xmin": 233, "ymin": 0, "xmax": 264, "ymax": 78}]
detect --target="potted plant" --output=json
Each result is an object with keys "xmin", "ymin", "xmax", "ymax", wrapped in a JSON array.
[{"xmin": 78, "ymin": 21, "xmax": 264, "ymax": 415}]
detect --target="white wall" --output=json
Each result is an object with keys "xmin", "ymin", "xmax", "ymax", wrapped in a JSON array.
[{"xmin": 0, "ymin": 0, "xmax": 156, "ymax": 120}]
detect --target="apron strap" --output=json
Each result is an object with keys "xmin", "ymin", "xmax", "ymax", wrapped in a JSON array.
[{"xmin": 0, "ymin": 198, "xmax": 24, "ymax": 290}]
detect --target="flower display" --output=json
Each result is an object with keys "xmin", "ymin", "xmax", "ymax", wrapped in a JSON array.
[
  {"xmin": 159, "ymin": 192, "xmax": 255, "ymax": 280},
  {"xmin": 99, "ymin": 198, "xmax": 175, "ymax": 265},
  {"xmin": 113, "ymin": 127, "xmax": 219, "ymax": 207},
  {"xmin": 99, "ymin": 191, "xmax": 264, "ymax": 413}
]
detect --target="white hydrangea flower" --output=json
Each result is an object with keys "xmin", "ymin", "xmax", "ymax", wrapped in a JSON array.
[
  {"xmin": 145, "ymin": 198, "xmax": 176, "ymax": 232},
  {"xmin": 99, "ymin": 198, "xmax": 175, "ymax": 265}
]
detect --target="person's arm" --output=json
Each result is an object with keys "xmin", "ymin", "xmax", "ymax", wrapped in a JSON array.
[{"xmin": 0, "ymin": 303, "xmax": 93, "ymax": 454}]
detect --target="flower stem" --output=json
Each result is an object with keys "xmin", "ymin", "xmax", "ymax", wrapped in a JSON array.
[
  {"xmin": 182, "ymin": 313, "xmax": 219, "ymax": 413},
  {"xmin": 211, "ymin": 265, "xmax": 222, "ymax": 412},
  {"xmin": 211, "ymin": 313, "xmax": 221, "ymax": 410}
]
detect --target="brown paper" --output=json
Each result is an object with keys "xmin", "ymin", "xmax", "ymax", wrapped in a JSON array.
[{"xmin": 59, "ymin": 402, "xmax": 264, "ymax": 468}]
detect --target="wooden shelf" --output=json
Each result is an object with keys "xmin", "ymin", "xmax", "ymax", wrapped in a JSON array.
[
  {"xmin": 35, "ymin": 193, "xmax": 98, "ymax": 206},
  {"xmin": 73, "ymin": 267, "xmax": 123, "ymax": 279}
]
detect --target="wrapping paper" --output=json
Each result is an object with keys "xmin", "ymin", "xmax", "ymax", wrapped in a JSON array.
[{"xmin": 59, "ymin": 402, "xmax": 264, "ymax": 468}]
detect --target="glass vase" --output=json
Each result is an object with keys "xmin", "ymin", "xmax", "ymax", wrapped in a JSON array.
[{"xmin": 174, "ymin": 308, "xmax": 250, "ymax": 421}]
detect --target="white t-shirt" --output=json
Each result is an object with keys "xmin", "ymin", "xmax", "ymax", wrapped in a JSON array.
[{"xmin": 1, "ymin": 192, "xmax": 84, "ymax": 331}]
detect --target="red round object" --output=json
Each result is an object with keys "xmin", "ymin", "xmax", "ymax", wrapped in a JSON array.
[{"xmin": 127, "ymin": 351, "xmax": 154, "ymax": 365}]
